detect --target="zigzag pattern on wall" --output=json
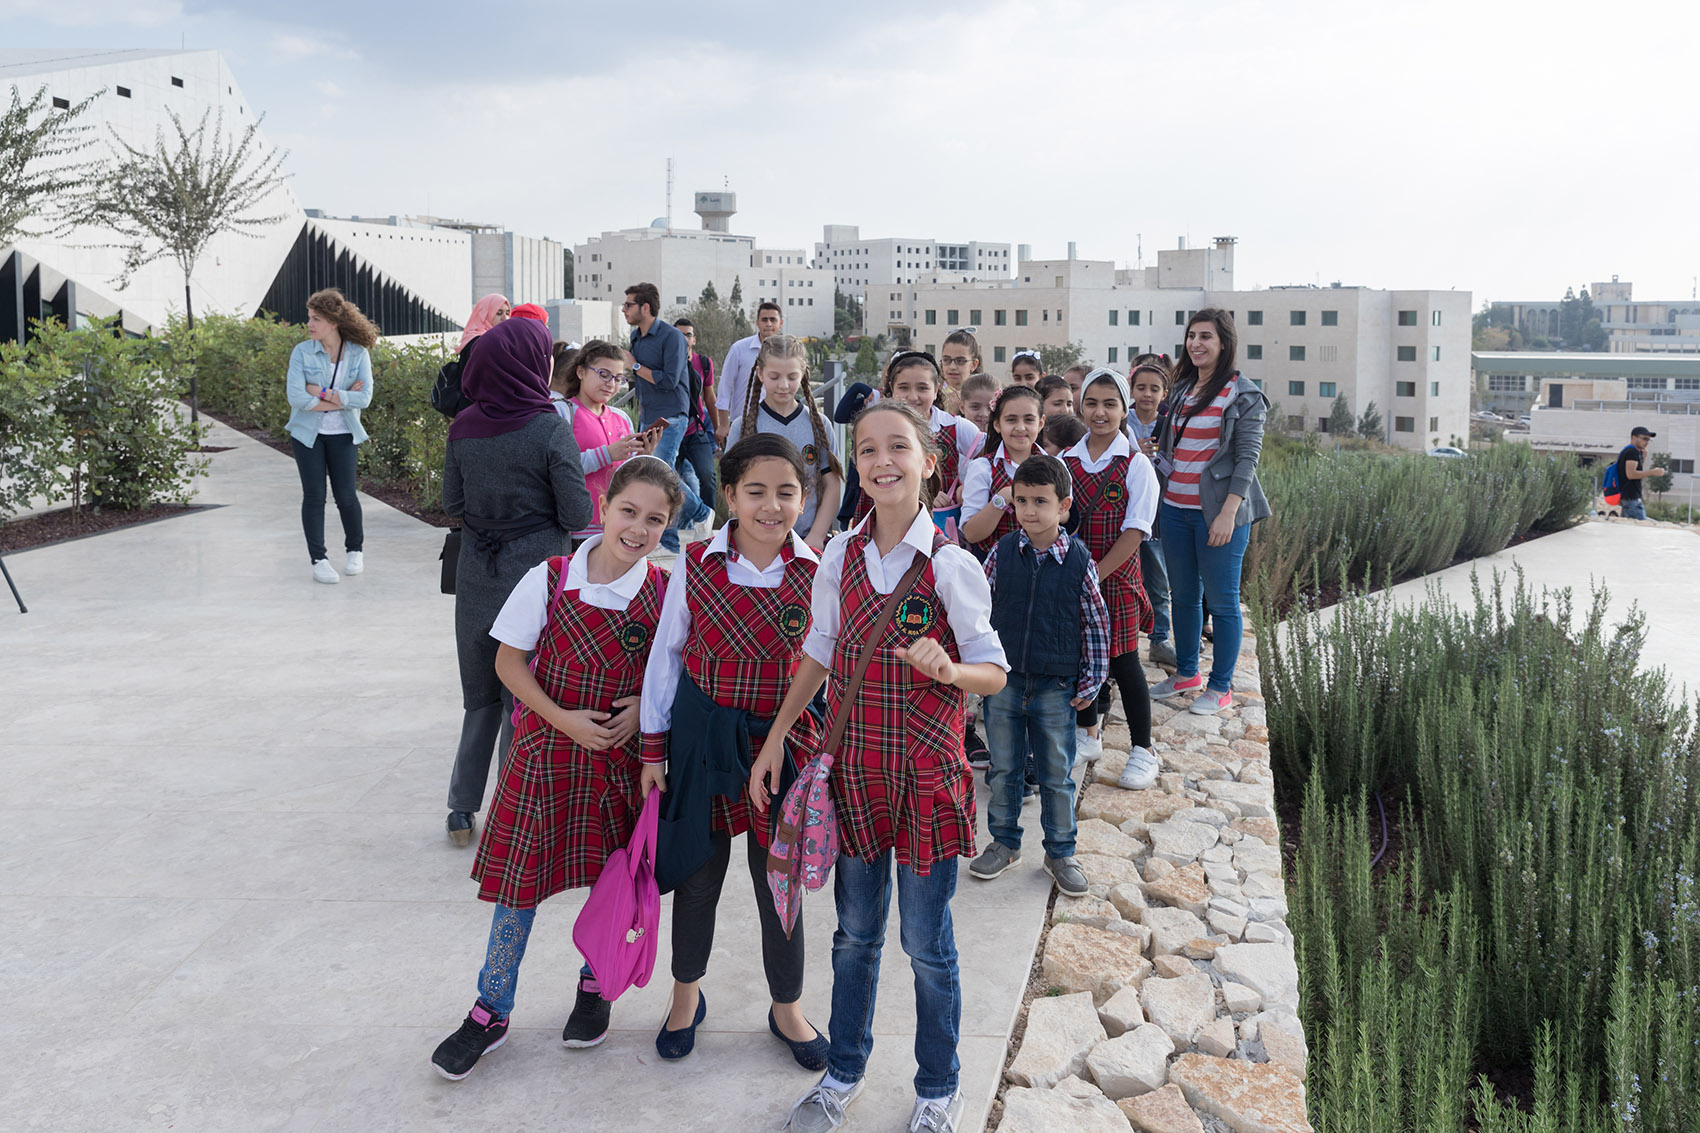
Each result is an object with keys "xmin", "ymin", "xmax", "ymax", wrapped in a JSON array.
[{"xmin": 260, "ymin": 222, "xmax": 461, "ymax": 335}]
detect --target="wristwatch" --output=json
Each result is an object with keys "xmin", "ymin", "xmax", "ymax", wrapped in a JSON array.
[{"xmin": 991, "ymin": 492, "xmax": 1011, "ymax": 512}]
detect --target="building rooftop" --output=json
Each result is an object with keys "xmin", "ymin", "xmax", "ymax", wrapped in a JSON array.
[
  {"xmin": 0, "ymin": 48, "xmax": 202, "ymax": 79},
  {"xmin": 1471, "ymin": 352, "xmax": 1700, "ymax": 378}
]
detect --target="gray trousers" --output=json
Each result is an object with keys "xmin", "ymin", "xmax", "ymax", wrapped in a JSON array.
[{"xmin": 447, "ymin": 691, "xmax": 515, "ymax": 814}]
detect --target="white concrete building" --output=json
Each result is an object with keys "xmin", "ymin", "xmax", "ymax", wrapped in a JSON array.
[
  {"xmin": 814, "ymin": 225, "xmax": 1012, "ymax": 311},
  {"xmin": 1500, "ymin": 277, "xmax": 1700, "ymax": 355},
  {"xmin": 542, "ymin": 298, "xmax": 622, "ymax": 346}
]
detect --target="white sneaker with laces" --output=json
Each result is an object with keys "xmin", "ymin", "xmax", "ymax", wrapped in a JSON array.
[
  {"xmin": 345, "ymin": 551, "xmax": 364, "ymax": 576},
  {"xmin": 783, "ymin": 1076, "xmax": 864, "ymax": 1132},
  {"xmin": 1116, "ymin": 745, "xmax": 1159, "ymax": 790},
  {"xmin": 1074, "ymin": 727, "xmax": 1103, "ymax": 763},
  {"xmin": 909, "ymin": 1091, "xmax": 964, "ymax": 1132},
  {"xmin": 312, "ymin": 559, "xmax": 339, "ymax": 585}
]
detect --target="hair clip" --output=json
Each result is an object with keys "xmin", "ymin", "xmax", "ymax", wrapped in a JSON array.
[{"xmin": 886, "ymin": 350, "xmax": 939, "ymax": 372}]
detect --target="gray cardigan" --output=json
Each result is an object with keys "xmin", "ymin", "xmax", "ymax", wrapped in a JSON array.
[{"xmin": 1158, "ymin": 373, "xmax": 1272, "ymax": 528}]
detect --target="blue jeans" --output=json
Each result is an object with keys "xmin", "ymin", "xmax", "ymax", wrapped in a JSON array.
[
  {"xmin": 289, "ymin": 434, "xmax": 363, "ymax": 562},
  {"xmin": 476, "ymin": 904, "xmax": 594, "ymax": 1018},
  {"xmin": 985, "ymin": 674, "xmax": 1078, "ymax": 858},
  {"xmin": 1160, "ymin": 502, "xmax": 1250, "ymax": 694},
  {"xmin": 828, "ymin": 851, "xmax": 961, "ymax": 1099},
  {"xmin": 679, "ymin": 427, "xmax": 718, "ymax": 514},
  {"xmin": 650, "ymin": 413, "xmax": 711, "ymax": 551},
  {"xmin": 1140, "ymin": 535, "xmax": 1171, "ymax": 645},
  {"xmin": 1621, "ymin": 497, "xmax": 1646, "ymax": 520}
]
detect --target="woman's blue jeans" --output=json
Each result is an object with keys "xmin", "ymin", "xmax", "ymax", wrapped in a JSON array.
[
  {"xmin": 1159, "ymin": 502, "xmax": 1250, "ymax": 694},
  {"xmin": 827, "ymin": 851, "xmax": 961, "ymax": 1100}
]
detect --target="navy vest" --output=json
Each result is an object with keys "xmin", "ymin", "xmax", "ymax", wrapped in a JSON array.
[{"xmin": 989, "ymin": 531, "xmax": 1090, "ymax": 678}]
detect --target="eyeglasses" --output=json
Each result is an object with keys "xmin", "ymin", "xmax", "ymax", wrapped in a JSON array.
[
  {"xmin": 586, "ymin": 366, "xmax": 624, "ymax": 383},
  {"xmin": 940, "ymin": 355, "xmax": 973, "ymax": 367},
  {"xmin": 621, "ymin": 300, "xmax": 638, "ymax": 310}
]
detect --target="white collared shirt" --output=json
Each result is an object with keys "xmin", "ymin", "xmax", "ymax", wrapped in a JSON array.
[
  {"xmin": 489, "ymin": 535, "xmax": 652, "ymax": 651},
  {"xmin": 928, "ymin": 404, "xmax": 983, "ymax": 467},
  {"xmin": 961, "ymin": 442, "xmax": 1051, "ymax": 522},
  {"xmin": 802, "ymin": 508, "xmax": 1008, "ymax": 672},
  {"xmin": 639, "ymin": 527, "xmax": 820, "ymax": 735},
  {"xmin": 1062, "ymin": 433, "xmax": 1161, "ymax": 536}
]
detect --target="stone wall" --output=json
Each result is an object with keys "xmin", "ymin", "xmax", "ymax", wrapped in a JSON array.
[{"xmin": 994, "ymin": 632, "xmax": 1312, "ymax": 1133}]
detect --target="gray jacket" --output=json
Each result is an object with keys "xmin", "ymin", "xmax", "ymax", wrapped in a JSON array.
[{"xmin": 1158, "ymin": 373, "xmax": 1272, "ymax": 528}]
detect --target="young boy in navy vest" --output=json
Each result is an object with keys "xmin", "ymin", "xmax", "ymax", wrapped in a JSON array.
[{"xmin": 968, "ymin": 454, "xmax": 1110, "ymax": 897}]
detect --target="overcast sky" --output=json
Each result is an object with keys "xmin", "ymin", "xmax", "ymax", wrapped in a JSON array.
[{"xmin": 8, "ymin": 0, "xmax": 1697, "ymax": 305}]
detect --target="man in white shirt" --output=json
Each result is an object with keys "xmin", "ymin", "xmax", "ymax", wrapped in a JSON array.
[{"xmin": 714, "ymin": 301, "xmax": 784, "ymax": 445}]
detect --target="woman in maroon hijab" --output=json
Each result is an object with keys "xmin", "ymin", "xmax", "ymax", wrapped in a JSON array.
[{"xmin": 442, "ymin": 317, "xmax": 594, "ymax": 846}]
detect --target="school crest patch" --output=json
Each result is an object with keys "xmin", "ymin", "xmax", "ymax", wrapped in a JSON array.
[
  {"xmin": 778, "ymin": 602, "xmax": 810, "ymax": 639},
  {"xmin": 895, "ymin": 595, "xmax": 936, "ymax": 639},
  {"xmin": 1104, "ymin": 479, "xmax": 1127, "ymax": 504},
  {"xmin": 802, "ymin": 443, "xmax": 818, "ymax": 465},
  {"xmin": 618, "ymin": 622, "xmax": 651, "ymax": 653}
]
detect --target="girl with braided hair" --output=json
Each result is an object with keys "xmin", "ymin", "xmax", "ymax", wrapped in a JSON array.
[{"xmin": 726, "ymin": 334, "xmax": 844, "ymax": 553}]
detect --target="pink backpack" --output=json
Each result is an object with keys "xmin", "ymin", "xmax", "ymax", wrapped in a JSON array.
[
  {"xmin": 765, "ymin": 555, "xmax": 928, "ymax": 938},
  {"xmin": 572, "ymin": 788, "xmax": 660, "ymax": 1002}
]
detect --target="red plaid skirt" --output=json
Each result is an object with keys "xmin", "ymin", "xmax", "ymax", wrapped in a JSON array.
[{"xmin": 1065, "ymin": 453, "xmax": 1152, "ymax": 657}]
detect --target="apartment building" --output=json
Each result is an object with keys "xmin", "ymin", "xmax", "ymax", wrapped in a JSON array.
[{"xmin": 814, "ymin": 225, "xmax": 1012, "ymax": 310}]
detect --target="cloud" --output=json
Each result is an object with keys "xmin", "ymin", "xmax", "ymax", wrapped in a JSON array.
[{"xmin": 0, "ymin": 0, "xmax": 183, "ymax": 26}]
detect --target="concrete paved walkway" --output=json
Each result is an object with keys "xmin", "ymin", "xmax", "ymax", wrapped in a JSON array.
[{"xmin": 0, "ymin": 419, "xmax": 1054, "ymax": 1132}]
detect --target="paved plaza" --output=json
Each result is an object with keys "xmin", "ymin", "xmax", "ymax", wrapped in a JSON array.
[{"xmin": 0, "ymin": 420, "xmax": 1055, "ymax": 1132}]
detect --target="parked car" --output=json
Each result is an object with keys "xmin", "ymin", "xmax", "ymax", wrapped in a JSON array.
[{"xmin": 1427, "ymin": 446, "xmax": 1467, "ymax": 459}]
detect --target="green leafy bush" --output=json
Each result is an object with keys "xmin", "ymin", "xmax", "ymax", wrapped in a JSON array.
[{"xmin": 0, "ymin": 317, "xmax": 205, "ymax": 519}]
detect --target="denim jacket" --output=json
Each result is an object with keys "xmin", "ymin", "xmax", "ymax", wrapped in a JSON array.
[
  {"xmin": 286, "ymin": 338, "xmax": 374, "ymax": 446},
  {"xmin": 1157, "ymin": 372, "xmax": 1272, "ymax": 528}
]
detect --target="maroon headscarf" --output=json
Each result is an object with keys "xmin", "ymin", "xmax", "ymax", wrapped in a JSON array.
[{"xmin": 449, "ymin": 316, "xmax": 556, "ymax": 440}]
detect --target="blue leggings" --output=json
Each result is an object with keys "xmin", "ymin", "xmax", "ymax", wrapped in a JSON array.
[{"xmin": 475, "ymin": 904, "xmax": 592, "ymax": 1019}]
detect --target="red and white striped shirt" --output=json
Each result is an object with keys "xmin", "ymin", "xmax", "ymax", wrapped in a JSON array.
[{"xmin": 1162, "ymin": 383, "xmax": 1234, "ymax": 510}]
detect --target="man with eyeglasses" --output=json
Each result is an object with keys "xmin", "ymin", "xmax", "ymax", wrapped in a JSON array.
[
  {"xmin": 624, "ymin": 282, "xmax": 714, "ymax": 552},
  {"xmin": 714, "ymin": 300, "xmax": 784, "ymax": 446}
]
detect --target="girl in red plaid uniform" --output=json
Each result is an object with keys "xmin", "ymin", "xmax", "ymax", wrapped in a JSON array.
[
  {"xmin": 1061, "ymin": 369, "xmax": 1162, "ymax": 790},
  {"xmin": 960, "ymin": 384, "xmax": 1046, "ymax": 558},
  {"xmin": 751, "ymin": 401, "xmax": 1009, "ymax": 1133},
  {"xmin": 849, "ymin": 351, "xmax": 982, "ymax": 539},
  {"xmin": 430, "ymin": 457, "xmax": 683, "ymax": 1082},
  {"xmin": 636, "ymin": 434, "xmax": 829, "ymax": 1068}
]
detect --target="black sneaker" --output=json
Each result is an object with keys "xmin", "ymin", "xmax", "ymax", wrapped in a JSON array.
[
  {"xmin": 431, "ymin": 1001, "xmax": 509, "ymax": 1080},
  {"xmin": 964, "ymin": 727, "xmax": 990, "ymax": 772},
  {"xmin": 446, "ymin": 811, "xmax": 474, "ymax": 847},
  {"xmin": 562, "ymin": 976, "xmax": 612, "ymax": 1048}
]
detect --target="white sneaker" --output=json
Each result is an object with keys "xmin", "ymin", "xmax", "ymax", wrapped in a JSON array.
[
  {"xmin": 784, "ymin": 1076, "xmax": 864, "ymax": 1131},
  {"xmin": 1074, "ymin": 727, "xmax": 1104, "ymax": 763},
  {"xmin": 312, "ymin": 559, "xmax": 339, "ymax": 585},
  {"xmin": 909, "ymin": 1091, "xmax": 964, "ymax": 1132},
  {"xmin": 1116, "ymin": 745, "xmax": 1159, "ymax": 790},
  {"xmin": 345, "ymin": 551, "xmax": 364, "ymax": 576}
]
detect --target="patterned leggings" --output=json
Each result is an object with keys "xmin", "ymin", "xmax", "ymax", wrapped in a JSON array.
[{"xmin": 476, "ymin": 904, "xmax": 593, "ymax": 1019}]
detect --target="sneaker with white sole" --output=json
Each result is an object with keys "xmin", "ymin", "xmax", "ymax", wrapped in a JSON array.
[
  {"xmin": 345, "ymin": 551, "xmax": 364, "ymax": 575},
  {"xmin": 1150, "ymin": 673, "xmax": 1204, "ymax": 699},
  {"xmin": 1074, "ymin": 727, "xmax": 1104, "ymax": 763},
  {"xmin": 1044, "ymin": 856, "xmax": 1090, "ymax": 898},
  {"xmin": 909, "ymin": 1090, "xmax": 965, "ymax": 1133},
  {"xmin": 967, "ymin": 841, "xmax": 1021, "ymax": 880},
  {"xmin": 784, "ymin": 1076, "xmax": 864, "ymax": 1132},
  {"xmin": 312, "ymin": 559, "xmax": 339, "ymax": 585},
  {"xmin": 1116, "ymin": 745, "xmax": 1159, "ymax": 790},
  {"xmin": 1189, "ymin": 688, "xmax": 1233, "ymax": 715},
  {"xmin": 430, "ymin": 1000, "xmax": 509, "ymax": 1080},
  {"xmin": 1148, "ymin": 639, "xmax": 1178, "ymax": 668}
]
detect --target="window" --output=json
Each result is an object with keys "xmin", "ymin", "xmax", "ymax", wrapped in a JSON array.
[
  {"xmin": 1108, "ymin": 348, "xmax": 1119, "ymax": 363},
  {"xmin": 1431, "ymin": 346, "xmax": 1441, "ymax": 361},
  {"xmin": 1286, "ymin": 415, "xmax": 1305, "ymax": 431},
  {"xmin": 1396, "ymin": 381, "xmax": 1416, "ymax": 397},
  {"xmin": 1288, "ymin": 381, "xmax": 1305, "ymax": 396},
  {"xmin": 1429, "ymin": 417, "xmax": 1440, "ymax": 432},
  {"xmin": 1129, "ymin": 310, "xmax": 1141, "ymax": 325},
  {"xmin": 116, "ymin": 86, "xmax": 131, "ymax": 98},
  {"xmin": 1289, "ymin": 345, "xmax": 1306, "ymax": 361},
  {"xmin": 1627, "ymin": 377, "xmax": 1668, "ymax": 390},
  {"xmin": 925, "ymin": 310, "xmax": 937, "ymax": 325},
  {"xmin": 1431, "ymin": 381, "xmax": 1440, "ymax": 397},
  {"xmin": 1016, "ymin": 310, "xmax": 1028, "ymax": 326},
  {"xmin": 1290, "ymin": 311, "xmax": 1307, "ymax": 326},
  {"xmin": 994, "ymin": 310, "xmax": 1007, "ymax": 326},
  {"xmin": 1321, "ymin": 310, "xmax": 1338, "ymax": 326},
  {"xmin": 52, "ymin": 96, "xmax": 70, "ymax": 109},
  {"xmin": 1318, "ymin": 418, "xmax": 1332, "ymax": 432},
  {"xmin": 970, "ymin": 309, "xmax": 982, "ymax": 325},
  {"xmin": 993, "ymin": 347, "xmax": 1007, "ymax": 363},
  {"xmin": 1395, "ymin": 417, "xmax": 1415, "ymax": 432},
  {"xmin": 1671, "ymin": 459, "xmax": 1695, "ymax": 474},
  {"xmin": 170, "ymin": 76, "xmax": 184, "ymax": 88},
  {"xmin": 1175, "ymin": 310, "xmax": 1186, "ymax": 325},
  {"xmin": 1319, "ymin": 345, "xmax": 1338, "ymax": 362},
  {"xmin": 1247, "ymin": 310, "xmax": 1263, "ymax": 326},
  {"xmin": 947, "ymin": 309, "xmax": 959, "ymax": 324},
  {"xmin": 1432, "ymin": 311, "xmax": 1443, "ymax": 326},
  {"xmin": 1246, "ymin": 344, "xmax": 1263, "ymax": 360},
  {"xmin": 1488, "ymin": 375, "xmax": 1526, "ymax": 392},
  {"xmin": 1109, "ymin": 310, "xmax": 1119, "ymax": 326},
  {"xmin": 1397, "ymin": 345, "xmax": 1417, "ymax": 362},
  {"xmin": 1676, "ymin": 378, "xmax": 1700, "ymax": 391},
  {"xmin": 675, "ymin": 295, "xmax": 686, "ymax": 305},
  {"xmin": 1397, "ymin": 310, "xmax": 1418, "ymax": 326},
  {"xmin": 1319, "ymin": 382, "xmax": 1337, "ymax": 398}
]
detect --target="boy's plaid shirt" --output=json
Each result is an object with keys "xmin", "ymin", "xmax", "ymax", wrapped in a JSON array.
[{"xmin": 983, "ymin": 529, "xmax": 1110, "ymax": 701}]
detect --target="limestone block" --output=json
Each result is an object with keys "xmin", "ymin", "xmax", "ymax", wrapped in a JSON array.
[
  {"xmin": 1244, "ymin": 921, "xmax": 1288, "ymax": 945},
  {"xmin": 1159, "ymin": 712, "xmax": 1224, "ymax": 737},
  {"xmin": 1007, "ymin": 991, "xmax": 1106, "ymax": 1088},
  {"xmin": 1152, "ymin": 954, "xmax": 1193, "ymax": 979},
  {"xmin": 1207, "ymin": 876, "xmax": 1244, "ymax": 901},
  {"xmin": 1098, "ymin": 985, "xmax": 1146, "ymax": 1038},
  {"xmin": 1237, "ymin": 704, "xmax": 1267, "ymax": 728},
  {"xmin": 1077, "ymin": 817, "xmax": 1147, "ymax": 860},
  {"xmin": 1054, "ymin": 895, "xmax": 1124, "ymax": 929},
  {"xmin": 1220, "ymin": 981, "xmax": 1262, "ymax": 1014},
  {"xmin": 997, "ymin": 1084, "xmax": 1136, "ymax": 1133},
  {"xmin": 1161, "ymin": 749, "xmax": 1230, "ymax": 778},
  {"xmin": 1195, "ymin": 1016, "xmax": 1237, "ymax": 1058},
  {"xmin": 1240, "ymin": 871, "xmax": 1286, "ymax": 901},
  {"xmin": 1055, "ymin": 1074, "xmax": 1106, "ymax": 1099},
  {"xmin": 1118, "ymin": 1082, "xmax": 1206, "ymax": 1133},
  {"xmin": 1207, "ymin": 908, "xmax": 1247, "ymax": 940},
  {"xmin": 1260, "ymin": 1025, "xmax": 1308, "ymax": 1076},
  {"xmin": 1172, "ymin": 806, "xmax": 1230, "ymax": 828},
  {"xmin": 1169, "ymin": 1053, "xmax": 1311, "ymax": 1133},
  {"xmin": 1221, "ymin": 718, "xmax": 1248, "ymax": 742},
  {"xmin": 1108, "ymin": 882, "xmax": 1148, "ymax": 919},
  {"xmin": 1149, "ymin": 700, "xmax": 1180, "ymax": 726},
  {"xmin": 1146, "ymin": 863, "xmax": 1212, "ymax": 918},
  {"xmin": 1141, "ymin": 907, "xmax": 1209, "ymax": 956},
  {"xmin": 1139, "ymin": 971, "xmax": 1218, "ymax": 1047},
  {"xmin": 1080, "ymin": 784, "xmax": 1193, "ymax": 828},
  {"xmin": 1147, "ymin": 819, "xmax": 1221, "ymax": 864},
  {"xmin": 1087, "ymin": 1022, "xmax": 1176, "ymax": 1099},
  {"xmin": 1239, "ymin": 760, "xmax": 1273, "ymax": 786},
  {"xmin": 1233, "ymin": 843, "xmax": 1283, "ymax": 876},
  {"xmin": 1079, "ymin": 852, "xmax": 1148, "ymax": 899},
  {"xmin": 1101, "ymin": 919, "xmax": 1154, "ymax": 949},
  {"xmin": 1181, "ymin": 937, "xmax": 1224, "ymax": 960},
  {"xmin": 1199, "ymin": 779, "xmax": 1272, "ymax": 818},
  {"xmin": 1200, "ymin": 843, "xmax": 1233, "ymax": 863},
  {"xmin": 1246, "ymin": 896, "xmax": 1290, "ymax": 923},
  {"xmin": 1157, "ymin": 772, "xmax": 1187, "ymax": 795},
  {"xmin": 1044, "ymin": 923, "xmax": 1155, "ymax": 1004},
  {"xmin": 1213, "ymin": 943, "xmax": 1300, "ymax": 1014},
  {"xmin": 1209, "ymin": 895, "xmax": 1250, "ymax": 919}
]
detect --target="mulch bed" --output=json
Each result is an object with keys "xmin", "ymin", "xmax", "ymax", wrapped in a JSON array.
[{"xmin": 0, "ymin": 503, "xmax": 209, "ymax": 553}]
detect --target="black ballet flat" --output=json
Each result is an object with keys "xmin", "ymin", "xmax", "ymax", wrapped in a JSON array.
[
  {"xmin": 769, "ymin": 1008, "xmax": 829, "ymax": 1071},
  {"xmin": 655, "ymin": 991, "xmax": 707, "ymax": 1060}
]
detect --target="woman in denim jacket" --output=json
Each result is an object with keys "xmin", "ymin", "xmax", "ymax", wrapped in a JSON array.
[{"xmin": 285, "ymin": 289, "xmax": 379, "ymax": 584}]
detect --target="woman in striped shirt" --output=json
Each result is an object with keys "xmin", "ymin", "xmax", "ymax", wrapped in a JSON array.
[{"xmin": 1150, "ymin": 309, "xmax": 1272, "ymax": 715}]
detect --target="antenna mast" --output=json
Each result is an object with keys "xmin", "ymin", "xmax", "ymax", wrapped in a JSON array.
[{"xmin": 666, "ymin": 157, "xmax": 674, "ymax": 233}]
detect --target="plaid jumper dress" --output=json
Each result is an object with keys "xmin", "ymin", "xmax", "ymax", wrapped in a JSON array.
[
  {"xmin": 1064, "ymin": 452, "xmax": 1152, "ymax": 658},
  {"xmin": 968, "ymin": 459, "xmax": 1020, "ymax": 556},
  {"xmin": 642, "ymin": 538, "xmax": 822, "ymax": 847},
  {"xmin": 826, "ymin": 526, "xmax": 976, "ymax": 874},
  {"xmin": 471, "ymin": 559, "xmax": 667, "ymax": 908}
]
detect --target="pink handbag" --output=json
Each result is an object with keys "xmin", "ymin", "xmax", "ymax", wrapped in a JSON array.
[{"xmin": 572, "ymin": 788, "xmax": 660, "ymax": 1002}]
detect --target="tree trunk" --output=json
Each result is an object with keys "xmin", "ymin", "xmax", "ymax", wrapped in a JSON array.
[{"xmin": 184, "ymin": 277, "xmax": 199, "ymax": 424}]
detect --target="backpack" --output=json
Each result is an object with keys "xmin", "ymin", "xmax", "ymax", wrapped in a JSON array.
[
  {"xmin": 765, "ymin": 751, "xmax": 841, "ymax": 938},
  {"xmin": 431, "ymin": 354, "xmax": 470, "ymax": 418},
  {"xmin": 572, "ymin": 787, "xmax": 660, "ymax": 1002},
  {"xmin": 1602, "ymin": 456, "xmax": 1621, "ymax": 505}
]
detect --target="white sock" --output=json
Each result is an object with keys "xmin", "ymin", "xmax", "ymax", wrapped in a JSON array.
[{"xmin": 821, "ymin": 1072, "xmax": 858, "ymax": 1094}]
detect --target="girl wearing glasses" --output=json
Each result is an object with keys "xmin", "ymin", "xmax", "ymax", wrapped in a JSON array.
[{"xmin": 551, "ymin": 341, "xmax": 655, "ymax": 543}]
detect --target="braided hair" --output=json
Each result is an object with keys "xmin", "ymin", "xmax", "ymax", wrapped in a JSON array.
[{"xmin": 739, "ymin": 334, "xmax": 844, "ymax": 491}]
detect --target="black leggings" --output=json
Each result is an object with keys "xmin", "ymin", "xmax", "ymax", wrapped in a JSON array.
[
  {"xmin": 670, "ymin": 830, "xmax": 805, "ymax": 1003},
  {"xmin": 1076, "ymin": 652, "xmax": 1152, "ymax": 749}
]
